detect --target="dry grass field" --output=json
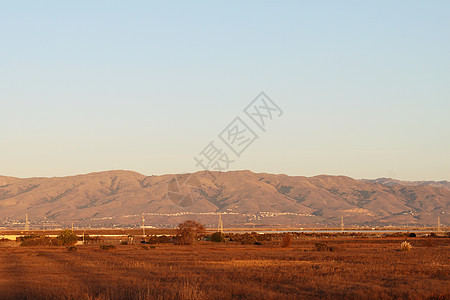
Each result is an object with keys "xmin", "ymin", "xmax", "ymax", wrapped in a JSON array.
[{"xmin": 0, "ymin": 235, "xmax": 449, "ymax": 299}]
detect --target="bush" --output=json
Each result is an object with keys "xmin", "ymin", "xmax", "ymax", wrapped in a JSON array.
[
  {"xmin": 401, "ymin": 241, "xmax": 412, "ymax": 252},
  {"xmin": 408, "ymin": 233, "xmax": 416, "ymax": 237},
  {"xmin": 146, "ymin": 235, "xmax": 172, "ymax": 244},
  {"xmin": 57, "ymin": 230, "xmax": 78, "ymax": 246},
  {"xmin": 67, "ymin": 246, "xmax": 77, "ymax": 252},
  {"xmin": 147, "ymin": 236, "xmax": 158, "ymax": 244},
  {"xmin": 20, "ymin": 237, "xmax": 58, "ymax": 247},
  {"xmin": 210, "ymin": 232, "xmax": 225, "ymax": 243},
  {"xmin": 100, "ymin": 244, "xmax": 116, "ymax": 250},
  {"xmin": 315, "ymin": 243, "xmax": 334, "ymax": 252},
  {"xmin": 241, "ymin": 235, "xmax": 257, "ymax": 245},
  {"xmin": 281, "ymin": 233, "xmax": 293, "ymax": 248},
  {"xmin": 120, "ymin": 241, "xmax": 128, "ymax": 245}
]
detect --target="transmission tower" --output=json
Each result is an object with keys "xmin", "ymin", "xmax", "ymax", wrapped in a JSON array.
[
  {"xmin": 142, "ymin": 214, "xmax": 146, "ymax": 236},
  {"xmin": 24, "ymin": 214, "xmax": 30, "ymax": 231},
  {"xmin": 218, "ymin": 213, "xmax": 223, "ymax": 233}
]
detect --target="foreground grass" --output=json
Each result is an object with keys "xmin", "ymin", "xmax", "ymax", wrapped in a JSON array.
[{"xmin": 0, "ymin": 237, "xmax": 448, "ymax": 299}]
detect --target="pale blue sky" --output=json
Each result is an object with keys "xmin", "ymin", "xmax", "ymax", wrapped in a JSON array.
[{"xmin": 1, "ymin": 1, "xmax": 449, "ymax": 180}]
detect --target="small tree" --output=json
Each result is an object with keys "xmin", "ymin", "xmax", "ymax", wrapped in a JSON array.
[
  {"xmin": 176, "ymin": 220, "xmax": 205, "ymax": 245},
  {"xmin": 57, "ymin": 229, "xmax": 78, "ymax": 246},
  {"xmin": 210, "ymin": 232, "xmax": 225, "ymax": 243}
]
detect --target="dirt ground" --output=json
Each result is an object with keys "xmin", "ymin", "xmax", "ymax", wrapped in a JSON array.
[{"xmin": 0, "ymin": 236, "xmax": 449, "ymax": 299}]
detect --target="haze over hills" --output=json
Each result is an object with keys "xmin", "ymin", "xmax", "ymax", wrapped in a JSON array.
[
  {"xmin": 364, "ymin": 178, "xmax": 450, "ymax": 190},
  {"xmin": 0, "ymin": 170, "xmax": 448, "ymax": 228}
]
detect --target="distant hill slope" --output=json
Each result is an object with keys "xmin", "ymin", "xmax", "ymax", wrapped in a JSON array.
[
  {"xmin": 0, "ymin": 171, "xmax": 448, "ymax": 227},
  {"xmin": 365, "ymin": 178, "xmax": 450, "ymax": 190}
]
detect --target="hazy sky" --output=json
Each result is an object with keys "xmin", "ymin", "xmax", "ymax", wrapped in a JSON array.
[{"xmin": 1, "ymin": 1, "xmax": 449, "ymax": 180}]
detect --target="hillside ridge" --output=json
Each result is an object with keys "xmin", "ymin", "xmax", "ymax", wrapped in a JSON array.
[{"xmin": 0, "ymin": 170, "xmax": 448, "ymax": 227}]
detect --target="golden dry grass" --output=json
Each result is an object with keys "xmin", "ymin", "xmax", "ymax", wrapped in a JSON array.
[{"xmin": 0, "ymin": 237, "xmax": 448, "ymax": 299}]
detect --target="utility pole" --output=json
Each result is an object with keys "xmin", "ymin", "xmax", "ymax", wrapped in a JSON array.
[
  {"xmin": 341, "ymin": 216, "xmax": 344, "ymax": 233},
  {"xmin": 438, "ymin": 216, "xmax": 441, "ymax": 231},
  {"xmin": 218, "ymin": 213, "xmax": 223, "ymax": 233}
]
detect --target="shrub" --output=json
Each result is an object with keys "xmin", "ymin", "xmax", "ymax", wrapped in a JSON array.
[
  {"xmin": 20, "ymin": 237, "xmax": 58, "ymax": 247},
  {"xmin": 120, "ymin": 241, "xmax": 128, "ymax": 245},
  {"xmin": 147, "ymin": 235, "xmax": 172, "ymax": 244},
  {"xmin": 210, "ymin": 232, "xmax": 225, "ymax": 243},
  {"xmin": 57, "ymin": 230, "xmax": 78, "ymax": 246},
  {"xmin": 315, "ymin": 243, "xmax": 331, "ymax": 252},
  {"xmin": 256, "ymin": 234, "xmax": 273, "ymax": 242},
  {"xmin": 408, "ymin": 233, "xmax": 416, "ymax": 237},
  {"xmin": 241, "ymin": 235, "xmax": 257, "ymax": 245},
  {"xmin": 281, "ymin": 233, "xmax": 293, "ymax": 248},
  {"xmin": 100, "ymin": 244, "xmax": 116, "ymax": 250},
  {"xmin": 147, "ymin": 236, "xmax": 158, "ymax": 244},
  {"xmin": 67, "ymin": 246, "xmax": 77, "ymax": 252},
  {"xmin": 176, "ymin": 220, "xmax": 205, "ymax": 245},
  {"xmin": 158, "ymin": 235, "xmax": 173, "ymax": 243},
  {"xmin": 401, "ymin": 241, "xmax": 411, "ymax": 252}
]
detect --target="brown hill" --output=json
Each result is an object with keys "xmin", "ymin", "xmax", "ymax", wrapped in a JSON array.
[
  {"xmin": 365, "ymin": 178, "xmax": 450, "ymax": 190},
  {"xmin": 0, "ymin": 170, "xmax": 448, "ymax": 228}
]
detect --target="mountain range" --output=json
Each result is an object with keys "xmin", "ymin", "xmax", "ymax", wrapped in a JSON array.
[{"xmin": 0, "ymin": 170, "xmax": 448, "ymax": 228}]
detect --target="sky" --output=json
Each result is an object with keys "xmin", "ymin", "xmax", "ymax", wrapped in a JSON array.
[{"xmin": 1, "ymin": 1, "xmax": 449, "ymax": 181}]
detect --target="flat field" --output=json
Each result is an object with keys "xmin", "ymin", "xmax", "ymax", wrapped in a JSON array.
[{"xmin": 0, "ymin": 236, "xmax": 448, "ymax": 299}]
